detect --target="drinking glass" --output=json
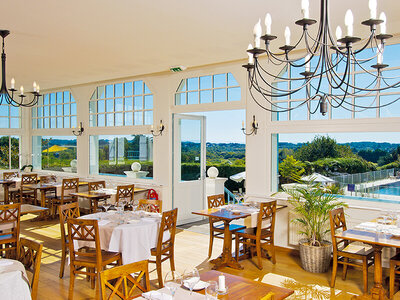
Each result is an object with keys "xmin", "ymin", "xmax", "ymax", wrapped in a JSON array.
[
  {"xmin": 102, "ymin": 200, "xmax": 111, "ymax": 213},
  {"xmin": 183, "ymin": 268, "xmax": 200, "ymax": 295},
  {"xmin": 205, "ymin": 281, "xmax": 218, "ymax": 299},
  {"xmin": 164, "ymin": 271, "xmax": 182, "ymax": 299}
]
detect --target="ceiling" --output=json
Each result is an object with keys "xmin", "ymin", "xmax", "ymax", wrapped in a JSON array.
[{"xmin": 2, "ymin": 0, "xmax": 400, "ymax": 91}]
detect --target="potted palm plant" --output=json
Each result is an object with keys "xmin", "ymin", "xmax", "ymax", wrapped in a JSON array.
[{"xmin": 284, "ymin": 181, "xmax": 347, "ymax": 273}]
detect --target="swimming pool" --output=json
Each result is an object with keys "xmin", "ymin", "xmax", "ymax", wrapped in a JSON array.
[{"xmin": 373, "ymin": 181, "xmax": 400, "ymax": 196}]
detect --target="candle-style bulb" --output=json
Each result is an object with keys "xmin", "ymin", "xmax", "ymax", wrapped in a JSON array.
[
  {"xmin": 377, "ymin": 44, "xmax": 383, "ymax": 64},
  {"xmin": 20, "ymin": 86, "xmax": 24, "ymax": 95},
  {"xmin": 10, "ymin": 78, "xmax": 15, "ymax": 89},
  {"xmin": 36, "ymin": 84, "xmax": 40, "ymax": 93},
  {"xmin": 264, "ymin": 13, "xmax": 272, "ymax": 35},
  {"xmin": 369, "ymin": 0, "xmax": 377, "ymax": 19},
  {"xmin": 301, "ymin": 0, "xmax": 309, "ymax": 19},
  {"xmin": 247, "ymin": 44, "xmax": 254, "ymax": 64},
  {"xmin": 253, "ymin": 19, "xmax": 262, "ymax": 48},
  {"xmin": 242, "ymin": 120, "xmax": 244, "ymax": 128},
  {"xmin": 345, "ymin": 9, "xmax": 354, "ymax": 36},
  {"xmin": 305, "ymin": 54, "xmax": 311, "ymax": 72},
  {"xmin": 284, "ymin": 26, "xmax": 291, "ymax": 45},
  {"xmin": 33, "ymin": 81, "xmax": 37, "ymax": 92},
  {"xmin": 336, "ymin": 26, "xmax": 342, "ymax": 45},
  {"xmin": 380, "ymin": 12, "xmax": 387, "ymax": 34}
]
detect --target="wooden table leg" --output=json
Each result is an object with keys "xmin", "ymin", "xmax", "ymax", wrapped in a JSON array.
[
  {"xmin": 3, "ymin": 184, "xmax": 9, "ymax": 204},
  {"xmin": 209, "ymin": 220, "xmax": 244, "ymax": 270},
  {"xmin": 31, "ymin": 189, "xmax": 50, "ymax": 221}
]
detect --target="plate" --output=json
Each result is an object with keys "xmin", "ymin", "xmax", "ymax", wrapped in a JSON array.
[
  {"xmin": 391, "ymin": 229, "xmax": 400, "ymax": 237},
  {"xmin": 183, "ymin": 280, "xmax": 208, "ymax": 291},
  {"xmin": 231, "ymin": 209, "xmax": 242, "ymax": 215}
]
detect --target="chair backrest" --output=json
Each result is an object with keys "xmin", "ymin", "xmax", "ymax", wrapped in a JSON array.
[
  {"xmin": 21, "ymin": 174, "xmax": 38, "ymax": 186},
  {"xmin": 0, "ymin": 203, "xmax": 21, "ymax": 258},
  {"xmin": 3, "ymin": 172, "xmax": 19, "ymax": 180},
  {"xmin": 116, "ymin": 184, "xmax": 134, "ymax": 204},
  {"xmin": 67, "ymin": 218, "xmax": 102, "ymax": 267},
  {"xmin": 256, "ymin": 201, "xmax": 276, "ymax": 237},
  {"xmin": 329, "ymin": 207, "xmax": 347, "ymax": 251},
  {"xmin": 88, "ymin": 181, "xmax": 106, "ymax": 192},
  {"xmin": 18, "ymin": 238, "xmax": 43, "ymax": 300},
  {"xmin": 59, "ymin": 202, "xmax": 80, "ymax": 245},
  {"xmin": 155, "ymin": 208, "xmax": 178, "ymax": 254},
  {"xmin": 138, "ymin": 199, "xmax": 162, "ymax": 213},
  {"xmin": 39, "ymin": 175, "xmax": 57, "ymax": 184},
  {"xmin": 207, "ymin": 194, "xmax": 225, "ymax": 209},
  {"xmin": 146, "ymin": 188, "xmax": 159, "ymax": 200},
  {"xmin": 100, "ymin": 260, "xmax": 150, "ymax": 300},
  {"xmin": 61, "ymin": 178, "xmax": 79, "ymax": 201}
]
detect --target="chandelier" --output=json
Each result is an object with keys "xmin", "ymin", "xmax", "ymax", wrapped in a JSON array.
[
  {"xmin": 243, "ymin": 0, "xmax": 399, "ymax": 116},
  {"xmin": 0, "ymin": 30, "xmax": 41, "ymax": 107}
]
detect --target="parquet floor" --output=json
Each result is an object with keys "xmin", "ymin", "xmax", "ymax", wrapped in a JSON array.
[{"xmin": 19, "ymin": 213, "xmax": 400, "ymax": 299}]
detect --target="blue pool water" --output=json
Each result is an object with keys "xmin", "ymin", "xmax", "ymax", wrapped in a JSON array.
[{"xmin": 374, "ymin": 181, "xmax": 400, "ymax": 196}]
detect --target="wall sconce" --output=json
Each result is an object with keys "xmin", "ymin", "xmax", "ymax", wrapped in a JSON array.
[
  {"xmin": 72, "ymin": 122, "xmax": 84, "ymax": 136},
  {"xmin": 241, "ymin": 115, "xmax": 259, "ymax": 136},
  {"xmin": 151, "ymin": 120, "xmax": 165, "ymax": 136}
]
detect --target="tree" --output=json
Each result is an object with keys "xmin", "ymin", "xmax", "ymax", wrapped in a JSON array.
[{"xmin": 279, "ymin": 155, "xmax": 305, "ymax": 184}]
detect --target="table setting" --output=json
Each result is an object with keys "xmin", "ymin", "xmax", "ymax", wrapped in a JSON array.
[
  {"xmin": 0, "ymin": 258, "xmax": 31, "ymax": 300},
  {"xmin": 354, "ymin": 209, "xmax": 400, "ymax": 237}
]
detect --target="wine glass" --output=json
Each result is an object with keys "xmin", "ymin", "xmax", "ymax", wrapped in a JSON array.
[
  {"xmin": 183, "ymin": 268, "xmax": 200, "ymax": 295},
  {"xmin": 164, "ymin": 271, "xmax": 182, "ymax": 299},
  {"xmin": 205, "ymin": 281, "xmax": 218, "ymax": 300},
  {"xmin": 102, "ymin": 200, "xmax": 111, "ymax": 213}
]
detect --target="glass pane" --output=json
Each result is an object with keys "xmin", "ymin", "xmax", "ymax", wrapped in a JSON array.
[
  {"xmin": 309, "ymin": 100, "xmax": 329, "ymax": 120},
  {"xmin": 89, "ymin": 101, "xmax": 96, "ymax": 114},
  {"xmin": 98, "ymin": 86, "xmax": 105, "ymax": 99},
  {"xmin": 0, "ymin": 118, "xmax": 8, "ymax": 128},
  {"xmin": 10, "ymin": 136, "xmax": 19, "ymax": 169},
  {"xmin": 188, "ymin": 92, "xmax": 199, "ymax": 104},
  {"xmin": 64, "ymin": 104, "xmax": 70, "ymax": 115},
  {"xmin": 71, "ymin": 116, "xmax": 77, "ymax": 128},
  {"xmin": 56, "ymin": 92, "xmax": 63, "ymax": 104},
  {"xmin": 124, "ymin": 112, "xmax": 133, "ymax": 126},
  {"xmin": 272, "ymin": 102, "xmax": 288, "ymax": 121},
  {"xmin": 115, "ymin": 98, "xmax": 123, "ymax": 111},
  {"xmin": 175, "ymin": 93, "xmax": 186, "ymax": 105},
  {"xmin": 106, "ymin": 99, "xmax": 114, "ymax": 112},
  {"xmin": 115, "ymin": 112, "xmax": 123, "ymax": 126},
  {"xmin": 180, "ymin": 118, "xmax": 201, "ymax": 181},
  {"xmin": 134, "ymin": 96, "xmax": 143, "ymax": 110},
  {"xmin": 44, "ymin": 94, "xmax": 49, "ymax": 105},
  {"xmin": 115, "ymin": 83, "xmax": 123, "ymax": 97},
  {"xmin": 200, "ymin": 76, "xmax": 212, "ymax": 89},
  {"xmin": 213, "ymin": 73, "xmax": 227, "ymax": 88},
  {"xmin": 200, "ymin": 90, "xmax": 212, "ymax": 103},
  {"xmin": 10, "ymin": 106, "xmax": 19, "ymax": 117},
  {"xmin": 37, "ymin": 118, "xmax": 42, "ymax": 129},
  {"xmin": 89, "ymin": 115, "xmax": 96, "ymax": 127},
  {"xmin": 134, "ymin": 81, "xmax": 143, "ymax": 95},
  {"xmin": 50, "ymin": 93, "xmax": 56, "ymax": 104},
  {"xmin": 106, "ymin": 84, "xmax": 114, "ymax": 98},
  {"xmin": 57, "ymin": 117, "xmax": 63, "ymax": 128},
  {"xmin": 50, "ymin": 105, "xmax": 56, "ymax": 116},
  {"xmin": 177, "ymin": 80, "xmax": 186, "ymax": 92},
  {"xmin": 380, "ymin": 95, "xmax": 400, "ymax": 118},
  {"xmin": 144, "ymin": 83, "xmax": 151, "ymax": 94},
  {"xmin": 331, "ymin": 99, "xmax": 353, "ymax": 119},
  {"xmin": 56, "ymin": 105, "xmax": 63, "ymax": 116},
  {"xmin": 0, "ymin": 106, "xmax": 8, "ymax": 117},
  {"xmin": 37, "ymin": 96, "xmax": 43, "ymax": 106},
  {"xmin": 106, "ymin": 113, "xmax": 114, "ymax": 126},
  {"xmin": 354, "ymin": 97, "xmax": 377, "ymax": 118},
  {"xmin": 63, "ymin": 91, "xmax": 70, "ymax": 102},
  {"xmin": 64, "ymin": 116, "xmax": 70, "ymax": 128},
  {"xmin": 71, "ymin": 103, "xmax": 77, "ymax": 115},
  {"xmin": 98, "ymin": 100, "xmax": 105, "ymax": 113},
  {"xmin": 124, "ymin": 97, "xmax": 133, "ymax": 110},
  {"xmin": 0, "ymin": 136, "xmax": 10, "ymax": 169},
  {"xmin": 213, "ymin": 88, "xmax": 227, "ymax": 102},
  {"xmin": 44, "ymin": 118, "xmax": 49, "ymax": 128},
  {"xmin": 124, "ymin": 82, "xmax": 133, "ymax": 96},
  {"xmin": 227, "ymin": 87, "xmax": 241, "ymax": 101},
  {"xmin": 44, "ymin": 106, "xmax": 49, "ymax": 117},
  {"xmin": 144, "ymin": 111, "xmax": 153, "ymax": 125},
  {"xmin": 97, "ymin": 114, "xmax": 105, "ymax": 127},
  {"xmin": 144, "ymin": 95, "xmax": 153, "ymax": 109},
  {"xmin": 227, "ymin": 72, "xmax": 239, "ymax": 86},
  {"xmin": 289, "ymin": 101, "xmax": 308, "ymax": 120},
  {"xmin": 40, "ymin": 136, "xmax": 77, "ymax": 173},
  {"xmin": 134, "ymin": 111, "xmax": 143, "ymax": 125},
  {"xmin": 187, "ymin": 77, "xmax": 198, "ymax": 91},
  {"xmin": 37, "ymin": 107, "xmax": 43, "ymax": 117},
  {"xmin": 50, "ymin": 117, "xmax": 56, "ymax": 128}
]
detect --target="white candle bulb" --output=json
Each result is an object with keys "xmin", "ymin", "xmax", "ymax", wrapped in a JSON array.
[
  {"xmin": 345, "ymin": 10, "xmax": 354, "ymax": 36},
  {"xmin": 151, "ymin": 124, "xmax": 154, "ymax": 130},
  {"xmin": 301, "ymin": 0, "xmax": 310, "ymax": 19},
  {"xmin": 284, "ymin": 26, "xmax": 291, "ymax": 45},
  {"xmin": 305, "ymin": 54, "xmax": 311, "ymax": 72},
  {"xmin": 336, "ymin": 26, "xmax": 342, "ymax": 46},
  {"xmin": 242, "ymin": 120, "xmax": 245, "ymax": 128},
  {"xmin": 10, "ymin": 78, "xmax": 15, "ymax": 89},
  {"xmin": 247, "ymin": 44, "xmax": 254, "ymax": 64},
  {"xmin": 33, "ymin": 81, "xmax": 37, "ymax": 92},
  {"xmin": 20, "ymin": 86, "xmax": 24, "ymax": 95},
  {"xmin": 369, "ymin": 0, "xmax": 377, "ymax": 19},
  {"xmin": 36, "ymin": 84, "xmax": 40, "ymax": 93},
  {"xmin": 377, "ymin": 44, "xmax": 383, "ymax": 64},
  {"xmin": 380, "ymin": 12, "xmax": 387, "ymax": 34},
  {"xmin": 265, "ymin": 13, "xmax": 272, "ymax": 35},
  {"xmin": 253, "ymin": 19, "xmax": 262, "ymax": 48}
]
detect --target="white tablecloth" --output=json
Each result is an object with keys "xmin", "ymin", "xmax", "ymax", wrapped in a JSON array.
[
  {"xmin": 78, "ymin": 211, "xmax": 164, "ymax": 264},
  {"xmin": 0, "ymin": 259, "xmax": 31, "ymax": 300},
  {"xmin": 139, "ymin": 286, "xmax": 206, "ymax": 300}
]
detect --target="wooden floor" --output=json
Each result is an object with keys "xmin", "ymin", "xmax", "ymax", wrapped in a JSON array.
[{"xmin": 19, "ymin": 213, "xmax": 400, "ymax": 299}]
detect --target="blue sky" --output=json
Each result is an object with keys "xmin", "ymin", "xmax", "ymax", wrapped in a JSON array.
[{"xmin": 279, "ymin": 132, "xmax": 400, "ymax": 144}]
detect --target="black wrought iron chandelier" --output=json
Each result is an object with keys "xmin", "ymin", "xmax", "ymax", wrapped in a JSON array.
[
  {"xmin": 0, "ymin": 30, "xmax": 41, "ymax": 107},
  {"xmin": 243, "ymin": 0, "xmax": 400, "ymax": 116}
]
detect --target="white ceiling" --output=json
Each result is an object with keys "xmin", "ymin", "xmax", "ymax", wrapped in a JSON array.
[{"xmin": 2, "ymin": 0, "xmax": 400, "ymax": 91}]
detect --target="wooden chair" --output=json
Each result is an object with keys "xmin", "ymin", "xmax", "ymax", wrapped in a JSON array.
[
  {"xmin": 88, "ymin": 181, "xmax": 106, "ymax": 213},
  {"xmin": 116, "ymin": 184, "xmax": 134, "ymax": 205},
  {"xmin": 58, "ymin": 202, "xmax": 80, "ymax": 278},
  {"xmin": 17, "ymin": 237, "xmax": 43, "ymax": 300},
  {"xmin": 100, "ymin": 260, "xmax": 150, "ymax": 300},
  {"xmin": 48, "ymin": 177, "xmax": 79, "ymax": 217},
  {"xmin": 329, "ymin": 207, "xmax": 374, "ymax": 294},
  {"xmin": 149, "ymin": 208, "xmax": 178, "ymax": 288},
  {"xmin": 0, "ymin": 203, "xmax": 20, "ymax": 259},
  {"xmin": 146, "ymin": 189, "xmax": 159, "ymax": 200},
  {"xmin": 207, "ymin": 194, "xmax": 245, "ymax": 257},
  {"xmin": 67, "ymin": 218, "xmax": 122, "ymax": 299},
  {"xmin": 19, "ymin": 173, "xmax": 38, "ymax": 204},
  {"xmin": 3, "ymin": 172, "xmax": 20, "ymax": 203},
  {"xmin": 389, "ymin": 253, "xmax": 400, "ymax": 299},
  {"xmin": 235, "ymin": 201, "xmax": 277, "ymax": 270},
  {"xmin": 137, "ymin": 199, "xmax": 162, "ymax": 213}
]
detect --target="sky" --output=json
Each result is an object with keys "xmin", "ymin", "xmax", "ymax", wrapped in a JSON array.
[{"xmin": 279, "ymin": 132, "xmax": 400, "ymax": 144}]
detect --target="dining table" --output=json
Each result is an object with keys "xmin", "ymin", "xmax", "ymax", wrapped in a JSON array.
[
  {"xmin": 192, "ymin": 208, "xmax": 250, "ymax": 270},
  {"xmin": 0, "ymin": 258, "xmax": 31, "ymax": 300},
  {"xmin": 69, "ymin": 191, "xmax": 111, "ymax": 213},
  {"xmin": 335, "ymin": 221, "xmax": 400, "ymax": 299},
  {"xmin": 0, "ymin": 178, "xmax": 20, "ymax": 204},
  {"xmin": 85, "ymin": 187, "xmax": 149, "ymax": 205},
  {"xmin": 78, "ymin": 210, "xmax": 164, "ymax": 264}
]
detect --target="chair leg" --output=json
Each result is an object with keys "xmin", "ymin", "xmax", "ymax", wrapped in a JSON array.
[
  {"xmin": 90, "ymin": 268, "xmax": 96, "ymax": 289},
  {"xmin": 342, "ymin": 258, "xmax": 349, "ymax": 280},
  {"xmin": 208, "ymin": 229, "xmax": 214, "ymax": 258},
  {"xmin": 235, "ymin": 234, "xmax": 239, "ymax": 262},
  {"xmin": 68, "ymin": 267, "xmax": 75, "ymax": 300},
  {"xmin": 270, "ymin": 243, "xmax": 276, "ymax": 264},
  {"xmin": 390, "ymin": 261, "xmax": 395, "ymax": 299},
  {"xmin": 169, "ymin": 251, "xmax": 175, "ymax": 271},
  {"xmin": 256, "ymin": 240, "xmax": 263, "ymax": 270},
  {"xmin": 330, "ymin": 256, "xmax": 338, "ymax": 288},
  {"xmin": 59, "ymin": 246, "xmax": 66, "ymax": 278},
  {"xmin": 362, "ymin": 259, "xmax": 369, "ymax": 294},
  {"xmin": 156, "ymin": 256, "xmax": 163, "ymax": 288}
]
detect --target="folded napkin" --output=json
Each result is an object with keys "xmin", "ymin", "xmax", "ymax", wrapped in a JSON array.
[
  {"xmin": 97, "ymin": 220, "xmax": 111, "ymax": 226},
  {"xmin": 142, "ymin": 291, "xmax": 172, "ymax": 300}
]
